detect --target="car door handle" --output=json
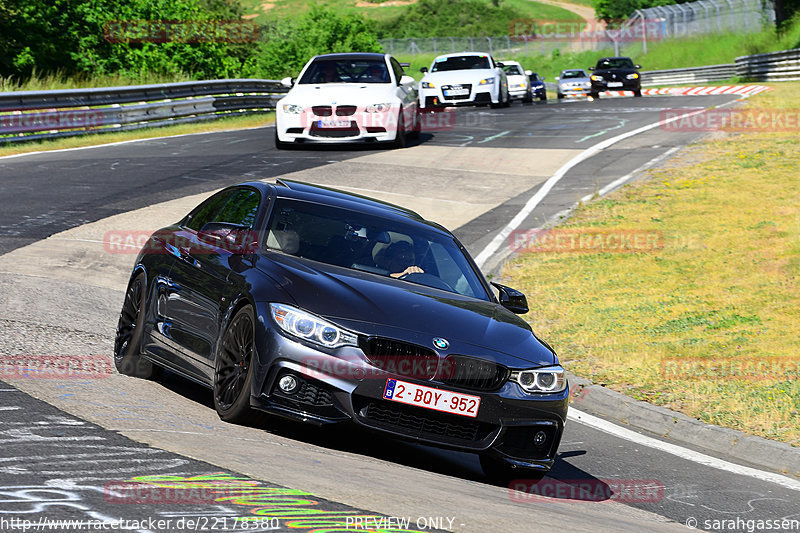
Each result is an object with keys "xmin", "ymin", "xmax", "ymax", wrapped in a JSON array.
[{"xmin": 178, "ymin": 247, "xmax": 200, "ymax": 268}]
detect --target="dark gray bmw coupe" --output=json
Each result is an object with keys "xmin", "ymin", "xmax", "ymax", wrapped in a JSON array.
[{"xmin": 114, "ymin": 179, "xmax": 568, "ymax": 479}]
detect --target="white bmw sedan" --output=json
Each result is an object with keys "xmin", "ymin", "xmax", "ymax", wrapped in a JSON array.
[
  {"xmin": 418, "ymin": 52, "xmax": 509, "ymax": 109},
  {"xmin": 274, "ymin": 53, "xmax": 420, "ymax": 149}
]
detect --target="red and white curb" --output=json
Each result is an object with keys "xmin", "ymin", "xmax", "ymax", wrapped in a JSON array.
[{"xmin": 603, "ymin": 85, "xmax": 771, "ymax": 97}]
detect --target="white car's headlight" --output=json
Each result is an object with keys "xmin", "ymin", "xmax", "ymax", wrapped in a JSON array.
[
  {"xmin": 365, "ymin": 103, "xmax": 392, "ymax": 113},
  {"xmin": 270, "ymin": 303, "xmax": 358, "ymax": 349},
  {"xmin": 282, "ymin": 104, "xmax": 304, "ymax": 114},
  {"xmin": 479, "ymin": 77, "xmax": 495, "ymax": 85},
  {"xmin": 627, "ymin": 73, "xmax": 639, "ymax": 80},
  {"xmin": 510, "ymin": 365, "xmax": 566, "ymax": 393},
  {"xmin": 421, "ymin": 81, "xmax": 435, "ymax": 89}
]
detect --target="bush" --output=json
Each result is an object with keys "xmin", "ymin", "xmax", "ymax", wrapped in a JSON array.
[{"xmin": 244, "ymin": 7, "xmax": 382, "ymax": 79}]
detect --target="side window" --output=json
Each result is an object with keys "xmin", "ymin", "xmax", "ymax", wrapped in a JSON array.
[
  {"xmin": 183, "ymin": 190, "xmax": 236, "ymax": 232},
  {"xmin": 213, "ymin": 189, "xmax": 261, "ymax": 229},
  {"xmin": 390, "ymin": 58, "xmax": 405, "ymax": 84}
]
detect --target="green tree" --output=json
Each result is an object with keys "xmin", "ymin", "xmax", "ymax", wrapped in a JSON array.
[{"xmin": 245, "ymin": 7, "xmax": 382, "ymax": 79}]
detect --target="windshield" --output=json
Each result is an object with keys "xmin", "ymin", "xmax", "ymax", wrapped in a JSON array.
[
  {"xmin": 298, "ymin": 59, "xmax": 390, "ymax": 84},
  {"xmin": 561, "ymin": 70, "xmax": 588, "ymax": 79},
  {"xmin": 431, "ymin": 55, "xmax": 491, "ymax": 72},
  {"xmin": 262, "ymin": 199, "xmax": 490, "ymax": 300},
  {"xmin": 502, "ymin": 64, "xmax": 523, "ymax": 76},
  {"xmin": 596, "ymin": 57, "xmax": 635, "ymax": 70}
]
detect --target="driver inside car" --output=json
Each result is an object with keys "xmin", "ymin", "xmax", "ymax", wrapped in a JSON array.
[{"xmin": 379, "ymin": 241, "xmax": 424, "ymax": 278}]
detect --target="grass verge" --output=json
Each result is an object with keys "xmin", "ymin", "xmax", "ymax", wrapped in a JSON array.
[
  {"xmin": 0, "ymin": 113, "xmax": 274, "ymax": 158},
  {"xmin": 504, "ymin": 82, "xmax": 800, "ymax": 446}
]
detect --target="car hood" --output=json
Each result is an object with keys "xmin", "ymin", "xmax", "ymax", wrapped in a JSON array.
[
  {"xmin": 257, "ymin": 253, "xmax": 556, "ymax": 368},
  {"xmin": 281, "ymin": 83, "xmax": 396, "ymax": 106},
  {"xmin": 422, "ymin": 70, "xmax": 497, "ymax": 84}
]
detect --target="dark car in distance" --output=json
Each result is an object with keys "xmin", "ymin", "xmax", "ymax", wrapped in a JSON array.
[
  {"xmin": 528, "ymin": 72, "xmax": 547, "ymax": 101},
  {"xmin": 114, "ymin": 180, "xmax": 568, "ymax": 479},
  {"xmin": 589, "ymin": 56, "xmax": 642, "ymax": 98}
]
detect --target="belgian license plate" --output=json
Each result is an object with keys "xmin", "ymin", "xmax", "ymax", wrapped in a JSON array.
[
  {"xmin": 383, "ymin": 378, "xmax": 480, "ymax": 418},
  {"xmin": 443, "ymin": 87, "xmax": 469, "ymax": 96},
  {"xmin": 317, "ymin": 119, "xmax": 350, "ymax": 128},
  {"xmin": 607, "ymin": 82, "xmax": 623, "ymax": 87}
]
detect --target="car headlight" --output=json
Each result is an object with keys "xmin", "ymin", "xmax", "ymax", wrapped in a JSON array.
[
  {"xmin": 421, "ymin": 81, "xmax": 435, "ymax": 89},
  {"xmin": 590, "ymin": 75, "xmax": 603, "ymax": 82},
  {"xmin": 365, "ymin": 103, "xmax": 392, "ymax": 113},
  {"xmin": 510, "ymin": 365, "xmax": 566, "ymax": 393},
  {"xmin": 282, "ymin": 104, "xmax": 304, "ymax": 114},
  {"xmin": 270, "ymin": 303, "xmax": 358, "ymax": 349},
  {"xmin": 627, "ymin": 73, "xmax": 639, "ymax": 80},
  {"xmin": 479, "ymin": 77, "xmax": 495, "ymax": 85}
]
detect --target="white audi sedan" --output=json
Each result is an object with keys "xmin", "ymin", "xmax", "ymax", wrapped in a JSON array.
[
  {"xmin": 418, "ymin": 52, "xmax": 509, "ymax": 109},
  {"xmin": 275, "ymin": 53, "xmax": 420, "ymax": 149}
]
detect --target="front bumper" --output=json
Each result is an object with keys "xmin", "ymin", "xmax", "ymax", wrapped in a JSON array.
[
  {"xmin": 250, "ymin": 323, "xmax": 568, "ymax": 470},
  {"xmin": 419, "ymin": 85, "xmax": 495, "ymax": 108},
  {"xmin": 559, "ymin": 86, "xmax": 590, "ymax": 97},
  {"xmin": 591, "ymin": 79, "xmax": 641, "ymax": 93},
  {"xmin": 276, "ymin": 106, "xmax": 405, "ymax": 144}
]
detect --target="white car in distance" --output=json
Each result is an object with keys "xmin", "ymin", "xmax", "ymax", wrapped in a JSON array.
[
  {"xmin": 501, "ymin": 60, "xmax": 533, "ymax": 104},
  {"xmin": 275, "ymin": 53, "xmax": 420, "ymax": 149},
  {"xmin": 418, "ymin": 52, "xmax": 509, "ymax": 109}
]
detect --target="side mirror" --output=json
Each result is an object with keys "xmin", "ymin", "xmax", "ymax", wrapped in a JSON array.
[
  {"xmin": 496, "ymin": 62, "xmax": 505, "ymax": 68},
  {"xmin": 635, "ymin": 64, "xmax": 642, "ymax": 69},
  {"xmin": 399, "ymin": 75, "xmax": 415, "ymax": 86},
  {"xmin": 420, "ymin": 66, "xmax": 428, "ymax": 73},
  {"xmin": 541, "ymin": 77, "xmax": 546, "ymax": 81},
  {"xmin": 280, "ymin": 76, "xmax": 294, "ymax": 88},
  {"xmin": 199, "ymin": 223, "xmax": 257, "ymax": 254},
  {"xmin": 588, "ymin": 67, "xmax": 594, "ymax": 71},
  {"xmin": 525, "ymin": 70, "xmax": 532, "ymax": 76},
  {"xmin": 491, "ymin": 282, "xmax": 529, "ymax": 314},
  {"xmin": 555, "ymin": 76, "xmax": 560, "ymax": 81}
]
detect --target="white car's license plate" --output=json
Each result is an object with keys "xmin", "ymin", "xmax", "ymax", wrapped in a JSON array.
[
  {"xmin": 383, "ymin": 378, "xmax": 480, "ymax": 418},
  {"xmin": 317, "ymin": 119, "xmax": 351, "ymax": 128},
  {"xmin": 443, "ymin": 88, "xmax": 469, "ymax": 96},
  {"xmin": 607, "ymin": 82, "xmax": 623, "ymax": 87}
]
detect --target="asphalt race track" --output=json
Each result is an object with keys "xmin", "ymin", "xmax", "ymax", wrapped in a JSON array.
[{"xmin": 1, "ymin": 94, "xmax": 799, "ymax": 532}]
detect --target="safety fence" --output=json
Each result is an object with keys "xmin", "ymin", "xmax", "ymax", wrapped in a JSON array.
[{"xmin": 0, "ymin": 79, "xmax": 287, "ymax": 143}]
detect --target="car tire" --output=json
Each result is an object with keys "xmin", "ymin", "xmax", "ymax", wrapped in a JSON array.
[
  {"xmin": 393, "ymin": 109, "xmax": 407, "ymax": 149},
  {"xmin": 540, "ymin": 93, "xmax": 547, "ymax": 102},
  {"xmin": 479, "ymin": 453, "xmax": 546, "ymax": 483},
  {"xmin": 590, "ymin": 91, "xmax": 599, "ymax": 99},
  {"xmin": 522, "ymin": 91, "xmax": 533, "ymax": 104},
  {"xmin": 557, "ymin": 92, "xmax": 563, "ymax": 99},
  {"xmin": 114, "ymin": 273, "xmax": 160, "ymax": 379},
  {"xmin": 274, "ymin": 129, "xmax": 290, "ymax": 150},
  {"xmin": 213, "ymin": 305, "xmax": 259, "ymax": 424},
  {"xmin": 633, "ymin": 89, "xmax": 642, "ymax": 97}
]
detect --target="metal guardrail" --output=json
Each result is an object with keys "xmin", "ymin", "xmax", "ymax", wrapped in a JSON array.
[
  {"xmin": 641, "ymin": 48, "xmax": 800, "ymax": 86},
  {"xmin": 736, "ymin": 48, "xmax": 800, "ymax": 82},
  {"xmin": 641, "ymin": 63, "xmax": 738, "ymax": 86},
  {"xmin": 0, "ymin": 79, "xmax": 287, "ymax": 143}
]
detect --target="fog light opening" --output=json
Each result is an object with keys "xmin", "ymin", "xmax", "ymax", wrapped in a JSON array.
[
  {"xmin": 278, "ymin": 374, "xmax": 299, "ymax": 394},
  {"xmin": 533, "ymin": 430, "xmax": 547, "ymax": 447}
]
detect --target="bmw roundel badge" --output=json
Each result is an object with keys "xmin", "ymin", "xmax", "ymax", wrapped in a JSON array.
[{"xmin": 432, "ymin": 337, "xmax": 449, "ymax": 350}]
